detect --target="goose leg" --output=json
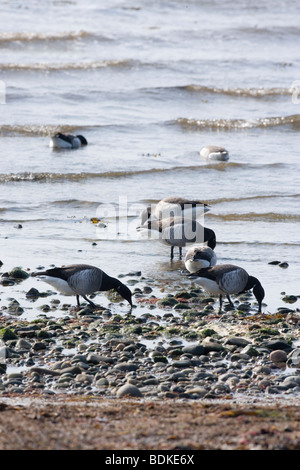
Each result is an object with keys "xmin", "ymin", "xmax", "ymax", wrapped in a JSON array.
[
  {"xmin": 76, "ymin": 295, "xmax": 81, "ymax": 307},
  {"xmin": 170, "ymin": 246, "xmax": 174, "ymax": 260},
  {"xmin": 226, "ymin": 295, "xmax": 234, "ymax": 309},
  {"xmin": 179, "ymin": 247, "xmax": 182, "ymax": 259},
  {"xmin": 82, "ymin": 295, "xmax": 97, "ymax": 308},
  {"xmin": 218, "ymin": 295, "xmax": 223, "ymax": 312}
]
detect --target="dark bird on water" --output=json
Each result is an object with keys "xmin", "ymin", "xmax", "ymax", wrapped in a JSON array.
[
  {"xmin": 32, "ymin": 264, "xmax": 132, "ymax": 309},
  {"xmin": 188, "ymin": 264, "xmax": 265, "ymax": 313}
]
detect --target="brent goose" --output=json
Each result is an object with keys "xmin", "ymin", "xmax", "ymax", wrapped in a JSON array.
[
  {"xmin": 32, "ymin": 264, "xmax": 132, "ymax": 308},
  {"xmin": 184, "ymin": 245, "xmax": 217, "ymax": 273},
  {"xmin": 141, "ymin": 196, "xmax": 210, "ymax": 224},
  {"xmin": 137, "ymin": 216, "xmax": 216, "ymax": 259},
  {"xmin": 49, "ymin": 133, "xmax": 88, "ymax": 149},
  {"xmin": 189, "ymin": 264, "xmax": 264, "ymax": 313},
  {"xmin": 200, "ymin": 146, "xmax": 229, "ymax": 161}
]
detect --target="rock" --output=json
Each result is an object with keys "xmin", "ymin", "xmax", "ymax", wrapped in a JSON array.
[
  {"xmin": 182, "ymin": 344, "xmax": 205, "ymax": 356},
  {"xmin": 174, "ymin": 302, "xmax": 191, "ymax": 310},
  {"xmin": 156, "ymin": 298, "xmax": 177, "ymax": 308},
  {"xmin": 0, "ymin": 328, "xmax": 18, "ymax": 341},
  {"xmin": 270, "ymin": 350, "xmax": 287, "ymax": 363},
  {"xmin": 26, "ymin": 287, "xmax": 40, "ymax": 298},
  {"xmin": 8, "ymin": 267, "xmax": 30, "ymax": 280},
  {"xmin": 241, "ymin": 344, "xmax": 260, "ymax": 357},
  {"xmin": 86, "ymin": 353, "xmax": 115, "ymax": 364},
  {"xmin": 202, "ymin": 337, "xmax": 225, "ymax": 353},
  {"xmin": 114, "ymin": 363, "xmax": 140, "ymax": 372},
  {"xmin": 282, "ymin": 295, "xmax": 298, "ymax": 304},
  {"xmin": 262, "ymin": 340, "xmax": 293, "ymax": 352},
  {"xmin": 117, "ymin": 383, "xmax": 143, "ymax": 398},
  {"xmin": 279, "ymin": 262, "xmax": 289, "ymax": 269},
  {"xmin": 224, "ymin": 336, "xmax": 251, "ymax": 347},
  {"xmin": 15, "ymin": 339, "xmax": 31, "ymax": 350}
]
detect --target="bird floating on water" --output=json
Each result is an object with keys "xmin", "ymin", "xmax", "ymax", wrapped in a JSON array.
[
  {"xmin": 32, "ymin": 264, "xmax": 132, "ymax": 309},
  {"xmin": 141, "ymin": 196, "xmax": 210, "ymax": 225},
  {"xmin": 188, "ymin": 264, "xmax": 264, "ymax": 313},
  {"xmin": 137, "ymin": 216, "xmax": 216, "ymax": 259},
  {"xmin": 49, "ymin": 132, "xmax": 88, "ymax": 149},
  {"xmin": 200, "ymin": 146, "xmax": 229, "ymax": 161},
  {"xmin": 184, "ymin": 245, "xmax": 217, "ymax": 273}
]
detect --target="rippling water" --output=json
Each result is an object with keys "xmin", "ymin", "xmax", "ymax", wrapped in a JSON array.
[{"xmin": 0, "ymin": 0, "xmax": 299, "ymax": 316}]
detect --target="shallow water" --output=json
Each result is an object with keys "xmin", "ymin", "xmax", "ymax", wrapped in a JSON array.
[{"xmin": 0, "ymin": 0, "xmax": 299, "ymax": 317}]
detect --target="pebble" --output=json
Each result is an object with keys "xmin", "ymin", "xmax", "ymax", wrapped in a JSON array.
[
  {"xmin": 117, "ymin": 383, "xmax": 143, "ymax": 398},
  {"xmin": 270, "ymin": 350, "xmax": 288, "ymax": 363}
]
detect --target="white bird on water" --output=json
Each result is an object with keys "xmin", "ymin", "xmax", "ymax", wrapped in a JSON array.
[
  {"xmin": 32, "ymin": 264, "xmax": 132, "ymax": 309},
  {"xmin": 200, "ymin": 146, "xmax": 229, "ymax": 162},
  {"xmin": 188, "ymin": 264, "xmax": 265, "ymax": 313},
  {"xmin": 49, "ymin": 133, "xmax": 88, "ymax": 149}
]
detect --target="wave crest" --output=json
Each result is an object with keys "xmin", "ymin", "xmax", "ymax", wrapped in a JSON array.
[{"xmin": 174, "ymin": 114, "xmax": 300, "ymax": 130}]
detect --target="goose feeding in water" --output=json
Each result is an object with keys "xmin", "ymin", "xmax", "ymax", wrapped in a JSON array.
[
  {"xmin": 200, "ymin": 146, "xmax": 229, "ymax": 161},
  {"xmin": 188, "ymin": 264, "xmax": 265, "ymax": 313},
  {"xmin": 141, "ymin": 196, "xmax": 210, "ymax": 224},
  {"xmin": 32, "ymin": 264, "xmax": 132, "ymax": 309},
  {"xmin": 137, "ymin": 216, "xmax": 216, "ymax": 259},
  {"xmin": 184, "ymin": 245, "xmax": 217, "ymax": 273},
  {"xmin": 49, "ymin": 132, "xmax": 88, "ymax": 149}
]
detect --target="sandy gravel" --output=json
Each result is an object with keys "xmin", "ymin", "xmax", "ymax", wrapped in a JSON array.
[{"xmin": 1, "ymin": 394, "xmax": 300, "ymax": 450}]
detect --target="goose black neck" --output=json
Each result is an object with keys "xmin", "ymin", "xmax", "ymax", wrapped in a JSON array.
[
  {"xmin": 100, "ymin": 273, "xmax": 121, "ymax": 292},
  {"xmin": 247, "ymin": 276, "xmax": 265, "ymax": 311}
]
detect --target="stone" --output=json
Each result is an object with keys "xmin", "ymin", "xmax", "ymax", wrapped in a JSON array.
[
  {"xmin": 202, "ymin": 337, "xmax": 225, "ymax": 353},
  {"xmin": 182, "ymin": 344, "xmax": 205, "ymax": 356},
  {"xmin": 224, "ymin": 336, "xmax": 251, "ymax": 347},
  {"xmin": 117, "ymin": 383, "xmax": 143, "ymax": 398},
  {"xmin": 8, "ymin": 267, "xmax": 30, "ymax": 280},
  {"xmin": 270, "ymin": 350, "xmax": 287, "ymax": 363}
]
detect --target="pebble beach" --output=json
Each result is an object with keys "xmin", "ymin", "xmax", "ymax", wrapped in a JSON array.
[{"xmin": 1, "ymin": 264, "xmax": 300, "ymax": 402}]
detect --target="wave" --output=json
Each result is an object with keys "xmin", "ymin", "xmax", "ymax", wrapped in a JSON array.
[
  {"xmin": 207, "ymin": 193, "xmax": 300, "ymax": 206},
  {"xmin": 0, "ymin": 30, "xmax": 109, "ymax": 44},
  {"xmin": 0, "ymin": 163, "xmax": 287, "ymax": 183},
  {"xmin": 0, "ymin": 124, "xmax": 94, "ymax": 137},
  {"xmin": 209, "ymin": 212, "xmax": 300, "ymax": 223},
  {"xmin": 173, "ymin": 114, "xmax": 300, "ymax": 130},
  {"xmin": 0, "ymin": 59, "xmax": 132, "ymax": 72},
  {"xmin": 180, "ymin": 84, "xmax": 294, "ymax": 98}
]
